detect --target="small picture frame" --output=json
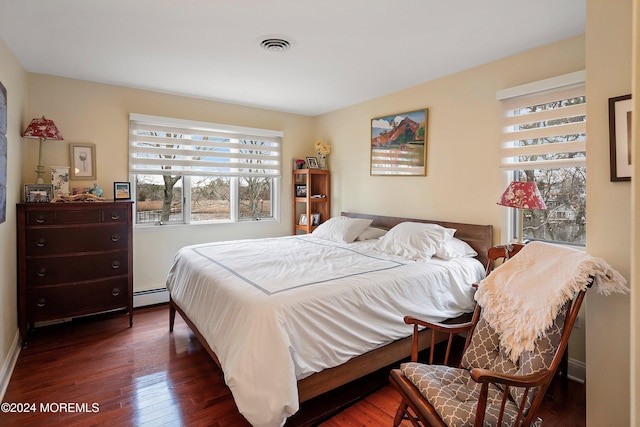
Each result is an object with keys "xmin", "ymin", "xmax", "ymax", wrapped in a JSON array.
[
  {"xmin": 306, "ymin": 157, "xmax": 319, "ymax": 169},
  {"xmin": 295, "ymin": 184, "xmax": 307, "ymax": 198},
  {"xmin": 24, "ymin": 184, "xmax": 53, "ymax": 203},
  {"xmin": 114, "ymin": 182, "xmax": 131, "ymax": 200},
  {"xmin": 299, "ymin": 214, "xmax": 308, "ymax": 225},
  {"xmin": 608, "ymin": 94, "xmax": 632, "ymax": 181},
  {"xmin": 70, "ymin": 143, "xmax": 97, "ymax": 180},
  {"xmin": 311, "ymin": 213, "xmax": 321, "ymax": 226}
]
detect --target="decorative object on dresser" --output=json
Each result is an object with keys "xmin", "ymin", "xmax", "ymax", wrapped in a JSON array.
[
  {"xmin": 21, "ymin": 116, "xmax": 64, "ymax": 184},
  {"xmin": 114, "ymin": 182, "xmax": 131, "ymax": 200},
  {"xmin": 371, "ymin": 109, "xmax": 427, "ymax": 176},
  {"xmin": 16, "ymin": 201, "xmax": 134, "ymax": 347},
  {"xmin": 69, "ymin": 142, "xmax": 97, "ymax": 180},
  {"xmin": 292, "ymin": 168, "xmax": 330, "ymax": 234},
  {"xmin": 497, "ymin": 181, "xmax": 546, "ymax": 244},
  {"xmin": 50, "ymin": 166, "xmax": 70, "ymax": 197},
  {"xmin": 24, "ymin": 184, "xmax": 54, "ymax": 203}
]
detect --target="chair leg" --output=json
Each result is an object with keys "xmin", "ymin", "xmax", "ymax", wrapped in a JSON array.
[
  {"xmin": 394, "ymin": 398, "xmax": 409, "ymax": 427},
  {"xmin": 560, "ymin": 348, "xmax": 569, "ymax": 387}
]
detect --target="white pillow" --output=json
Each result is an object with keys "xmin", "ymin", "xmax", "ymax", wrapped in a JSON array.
[
  {"xmin": 435, "ymin": 237, "xmax": 478, "ymax": 260},
  {"xmin": 373, "ymin": 222, "xmax": 455, "ymax": 260},
  {"xmin": 311, "ymin": 216, "xmax": 373, "ymax": 243},
  {"xmin": 355, "ymin": 227, "xmax": 387, "ymax": 241}
]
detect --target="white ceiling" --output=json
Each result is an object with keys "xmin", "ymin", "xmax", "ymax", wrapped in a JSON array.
[{"xmin": 0, "ymin": 0, "xmax": 585, "ymax": 117}]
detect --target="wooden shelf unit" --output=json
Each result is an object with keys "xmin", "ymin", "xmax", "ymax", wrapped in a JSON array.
[{"xmin": 292, "ymin": 169, "xmax": 330, "ymax": 234}]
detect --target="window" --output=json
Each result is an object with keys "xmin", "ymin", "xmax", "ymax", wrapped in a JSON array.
[
  {"xmin": 498, "ymin": 71, "xmax": 586, "ymax": 245},
  {"xmin": 129, "ymin": 114, "xmax": 282, "ymax": 225}
]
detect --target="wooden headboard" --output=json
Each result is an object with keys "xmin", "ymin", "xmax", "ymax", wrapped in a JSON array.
[{"xmin": 341, "ymin": 212, "xmax": 494, "ymax": 268}]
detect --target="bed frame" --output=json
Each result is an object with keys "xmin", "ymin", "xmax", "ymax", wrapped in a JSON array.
[{"xmin": 168, "ymin": 212, "xmax": 492, "ymax": 411}]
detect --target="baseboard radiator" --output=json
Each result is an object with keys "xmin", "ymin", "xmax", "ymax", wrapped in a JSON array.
[{"xmin": 133, "ymin": 288, "xmax": 169, "ymax": 308}]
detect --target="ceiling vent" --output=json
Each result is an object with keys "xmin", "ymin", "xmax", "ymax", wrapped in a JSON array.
[{"xmin": 260, "ymin": 38, "xmax": 291, "ymax": 52}]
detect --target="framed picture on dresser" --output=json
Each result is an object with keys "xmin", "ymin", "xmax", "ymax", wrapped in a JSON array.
[
  {"xmin": 114, "ymin": 182, "xmax": 131, "ymax": 200},
  {"xmin": 24, "ymin": 184, "xmax": 53, "ymax": 203}
]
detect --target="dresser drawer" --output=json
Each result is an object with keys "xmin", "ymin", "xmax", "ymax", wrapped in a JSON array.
[
  {"xmin": 25, "ymin": 206, "xmax": 129, "ymax": 226},
  {"xmin": 27, "ymin": 278, "xmax": 129, "ymax": 322},
  {"xmin": 25, "ymin": 224, "xmax": 129, "ymax": 255},
  {"xmin": 26, "ymin": 251, "xmax": 129, "ymax": 285}
]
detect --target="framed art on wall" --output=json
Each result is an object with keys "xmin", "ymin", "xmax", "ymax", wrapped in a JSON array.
[
  {"xmin": 70, "ymin": 143, "xmax": 97, "ymax": 180},
  {"xmin": 371, "ymin": 108, "xmax": 428, "ymax": 176},
  {"xmin": 608, "ymin": 94, "xmax": 632, "ymax": 182}
]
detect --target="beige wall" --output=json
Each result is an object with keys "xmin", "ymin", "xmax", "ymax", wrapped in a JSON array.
[
  {"xmin": 0, "ymin": 37, "xmax": 27, "ymax": 394},
  {"xmin": 24, "ymin": 75, "xmax": 316, "ymax": 292},
  {"xmin": 586, "ymin": 0, "xmax": 633, "ymax": 425},
  {"xmin": 317, "ymin": 35, "xmax": 588, "ymax": 363}
]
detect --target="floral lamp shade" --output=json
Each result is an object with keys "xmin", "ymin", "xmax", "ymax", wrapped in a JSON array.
[
  {"xmin": 497, "ymin": 181, "xmax": 546, "ymax": 243},
  {"xmin": 22, "ymin": 116, "xmax": 63, "ymax": 140},
  {"xmin": 22, "ymin": 116, "xmax": 63, "ymax": 184},
  {"xmin": 497, "ymin": 181, "xmax": 547, "ymax": 210}
]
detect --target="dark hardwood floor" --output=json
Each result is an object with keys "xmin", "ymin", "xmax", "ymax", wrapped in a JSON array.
[{"xmin": 1, "ymin": 305, "xmax": 585, "ymax": 426}]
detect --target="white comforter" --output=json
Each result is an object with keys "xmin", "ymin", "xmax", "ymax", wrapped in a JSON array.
[{"xmin": 165, "ymin": 235, "xmax": 484, "ymax": 427}]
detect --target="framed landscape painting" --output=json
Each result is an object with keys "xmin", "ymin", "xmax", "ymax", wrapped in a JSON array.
[{"xmin": 371, "ymin": 109, "xmax": 428, "ymax": 176}]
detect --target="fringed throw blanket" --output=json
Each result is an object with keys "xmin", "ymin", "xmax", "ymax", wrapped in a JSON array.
[{"xmin": 475, "ymin": 241, "xmax": 628, "ymax": 362}]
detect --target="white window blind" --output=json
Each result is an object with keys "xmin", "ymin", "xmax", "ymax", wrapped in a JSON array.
[
  {"xmin": 499, "ymin": 82, "xmax": 586, "ymax": 171},
  {"xmin": 129, "ymin": 114, "xmax": 282, "ymax": 178}
]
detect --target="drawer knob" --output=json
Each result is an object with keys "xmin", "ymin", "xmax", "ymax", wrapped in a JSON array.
[
  {"xmin": 111, "ymin": 234, "xmax": 121, "ymax": 242},
  {"xmin": 36, "ymin": 215, "xmax": 46, "ymax": 224},
  {"xmin": 37, "ymin": 268, "xmax": 47, "ymax": 277},
  {"xmin": 111, "ymin": 212, "xmax": 121, "ymax": 220},
  {"xmin": 36, "ymin": 298, "xmax": 46, "ymax": 307},
  {"xmin": 35, "ymin": 238, "xmax": 47, "ymax": 247},
  {"xmin": 112, "ymin": 287, "xmax": 121, "ymax": 296},
  {"xmin": 111, "ymin": 260, "xmax": 121, "ymax": 269}
]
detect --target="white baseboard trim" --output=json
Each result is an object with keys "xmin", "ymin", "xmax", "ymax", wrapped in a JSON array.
[
  {"xmin": 134, "ymin": 288, "xmax": 169, "ymax": 308},
  {"xmin": 567, "ymin": 358, "xmax": 586, "ymax": 383},
  {"xmin": 0, "ymin": 330, "xmax": 22, "ymax": 401}
]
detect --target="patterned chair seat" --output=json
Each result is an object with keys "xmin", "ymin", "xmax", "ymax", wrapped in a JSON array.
[{"xmin": 401, "ymin": 362, "xmax": 540, "ymax": 427}]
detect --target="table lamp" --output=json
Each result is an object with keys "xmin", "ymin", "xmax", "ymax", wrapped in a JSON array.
[
  {"xmin": 497, "ymin": 181, "xmax": 547, "ymax": 244},
  {"xmin": 22, "ymin": 116, "xmax": 63, "ymax": 184}
]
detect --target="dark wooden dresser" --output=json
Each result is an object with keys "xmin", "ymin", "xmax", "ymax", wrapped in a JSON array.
[{"xmin": 17, "ymin": 201, "xmax": 133, "ymax": 346}]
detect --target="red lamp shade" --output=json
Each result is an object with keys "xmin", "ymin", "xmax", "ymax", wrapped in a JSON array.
[
  {"xmin": 497, "ymin": 181, "xmax": 547, "ymax": 210},
  {"xmin": 22, "ymin": 116, "xmax": 63, "ymax": 184},
  {"xmin": 22, "ymin": 116, "xmax": 63, "ymax": 140}
]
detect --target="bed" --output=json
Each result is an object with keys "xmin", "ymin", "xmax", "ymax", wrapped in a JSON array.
[{"xmin": 166, "ymin": 212, "xmax": 493, "ymax": 427}]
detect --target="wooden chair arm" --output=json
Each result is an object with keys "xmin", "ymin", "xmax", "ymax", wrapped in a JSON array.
[
  {"xmin": 470, "ymin": 367, "xmax": 553, "ymax": 388},
  {"xmin": 403, "ymin": 316, "xmax": 474, "ymax": 334},
  {"xmin": 469, "ymin": 368, "xmax": 554, "ymax": 427}
]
